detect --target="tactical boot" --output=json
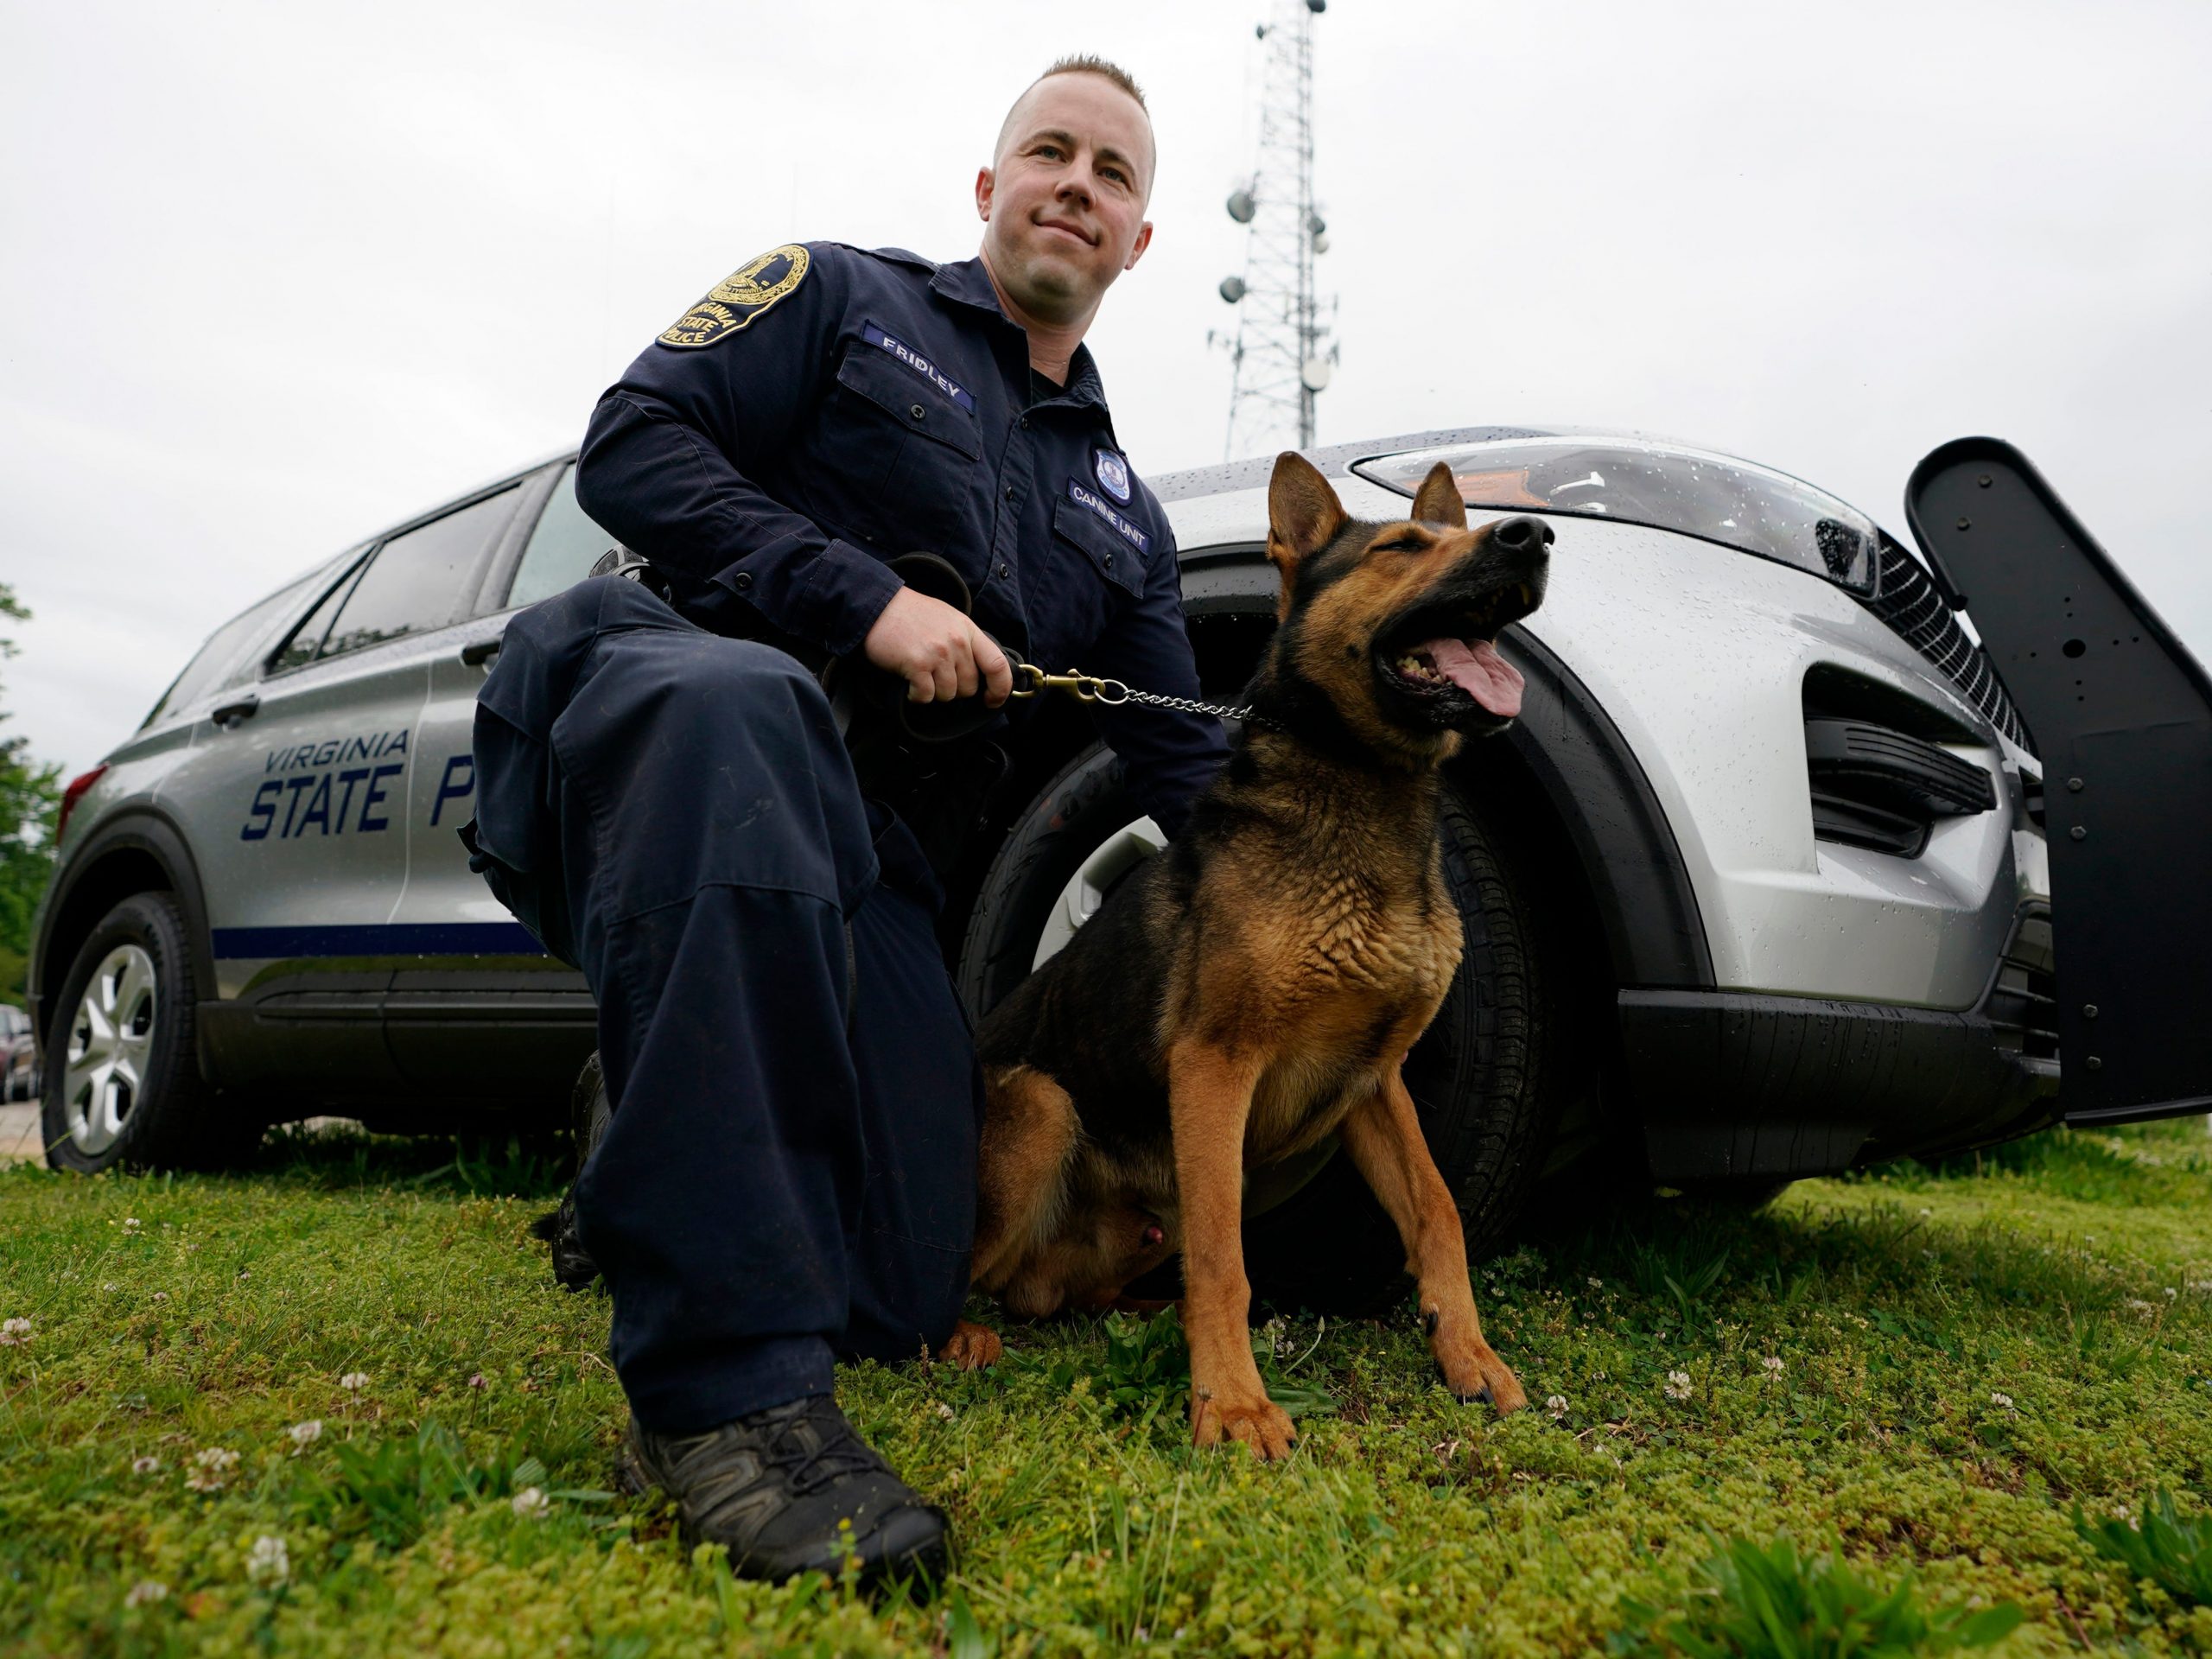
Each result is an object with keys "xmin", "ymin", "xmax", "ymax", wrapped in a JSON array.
[{"xmin": 616, "ymin": 1395, "xmax": 949, "ymax": 1591}]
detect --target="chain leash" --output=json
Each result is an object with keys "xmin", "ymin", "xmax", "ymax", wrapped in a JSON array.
[{"xmin": 1007, "ymin": 662, "xmax": 1281, "ymax": 731}]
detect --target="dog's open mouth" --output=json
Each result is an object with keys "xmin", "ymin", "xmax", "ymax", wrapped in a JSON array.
[{"xmin": 1378, "ymin": 581, "xmax": 1539, "ymax": 721}]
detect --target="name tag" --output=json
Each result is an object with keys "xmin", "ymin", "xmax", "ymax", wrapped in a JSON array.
[
  {"xmin": 861, "ymin": 321, "xmax": 975, "ymax": 412},
  {"xmin": 1068, "ymin": 480, "xmax": 1151, "ymax": 556}
]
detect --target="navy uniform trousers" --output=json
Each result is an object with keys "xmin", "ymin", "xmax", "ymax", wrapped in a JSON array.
[{"xmin": 471, "ymin": 573, "xmax": 980, "ymax": 1433}]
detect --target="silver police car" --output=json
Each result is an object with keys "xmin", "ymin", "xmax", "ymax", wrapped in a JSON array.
[{"xmin": 30, "ymin": 430, "xmax": 2204, "ymax": 1302}]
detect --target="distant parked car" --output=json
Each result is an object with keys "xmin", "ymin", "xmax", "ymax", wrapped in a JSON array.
[
  {"xmin": 1, "ymin": 1002, "xmax": 38, "ymax": 1103},
  {"xmin": 28, "ymin": 425, "xmax": 2206, "ymax": 1308}
]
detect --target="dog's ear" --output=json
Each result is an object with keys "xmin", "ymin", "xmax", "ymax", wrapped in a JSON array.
[
  {"xmin": 1410, "ymin": 462, "xmax": 1467, "ymax": 530},
  {"xmin": 1266, "ymin": 453, "xmax": 1349, "ymax": 609}
]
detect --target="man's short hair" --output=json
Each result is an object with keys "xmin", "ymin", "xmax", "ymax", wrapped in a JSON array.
[
  {"xmin": 995, "ymin": 56, "xmax": 1153, "ymax": 168},
  {"xmin": 1036, "ymin": 54, "xmax": 1147, "ymax": 112}
]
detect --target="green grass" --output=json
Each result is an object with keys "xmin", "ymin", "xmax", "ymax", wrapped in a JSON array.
[{"xmin": 3, "ymin": 1118, "xmax": 2211, "ymax": 1656}]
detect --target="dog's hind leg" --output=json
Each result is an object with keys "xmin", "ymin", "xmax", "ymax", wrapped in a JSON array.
[
  {"xmin": 938, "ymin": 1319, "xmax": 1003, "ymax": 1369},
  {"xmin": 1340, "ymin": 1064, "xmax": 1527, "ymax": 1414},
  {"xmin": 933, "ymin": 1065, "xmax": 1079, "ymax": 1368}
]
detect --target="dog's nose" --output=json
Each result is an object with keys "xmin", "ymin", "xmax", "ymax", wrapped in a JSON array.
[{"xmin": 1490, "ymin": 516, "xmax": 1554, "ymax": 553}]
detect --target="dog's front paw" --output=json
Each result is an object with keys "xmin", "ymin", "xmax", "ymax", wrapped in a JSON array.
[
  {"xmin": 1432, "ymin": 1325, "xmax": 1526, "ymax": 1414},
  {"xmin": 1191, "ymin": 1387, "xmax": 1299, "ymax": 1459},
  {"xmin": 937, "ymin": 1319, "xmax": 1004, "ymax": 1370}
]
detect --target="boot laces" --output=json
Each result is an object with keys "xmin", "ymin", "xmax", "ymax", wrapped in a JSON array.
[{"xmin": 763, "ymin": 1410, "xmax": 884, "ymax": 1496}]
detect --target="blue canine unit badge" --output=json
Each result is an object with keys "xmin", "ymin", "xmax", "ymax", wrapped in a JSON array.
[
  {"xmin": 1093, "ymin": 448, "xmax": 1133, "ymax": 504},
  {"xmin": 659, "ymin": 245, "xmax": 810, "ymax": 348}
]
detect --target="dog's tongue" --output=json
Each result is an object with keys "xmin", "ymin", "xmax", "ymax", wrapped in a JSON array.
[{"xmin": 1423, "ymin": 638, "xmax": 1524, "ymax": 718}]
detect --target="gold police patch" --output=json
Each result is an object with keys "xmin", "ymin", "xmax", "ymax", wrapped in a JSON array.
[{"xmin": 658, "ymin": 245, "xmax": 810, "ymax": 348}]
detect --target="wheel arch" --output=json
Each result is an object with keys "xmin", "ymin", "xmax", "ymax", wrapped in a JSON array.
[{"xmin": 34, "ymin": 810, "xmax": 218, "ymax": 1069}]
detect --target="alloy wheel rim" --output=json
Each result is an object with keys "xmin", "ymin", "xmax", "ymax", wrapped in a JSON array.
[
  {"xmin": 1032, "ymin": 816, "xmax": 1165, "ymax": 970},
  {"xmin": 64, "ymin": 944, "xmax": 156, "ymax": 1155}
]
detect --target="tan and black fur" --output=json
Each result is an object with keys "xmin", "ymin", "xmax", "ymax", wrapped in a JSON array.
[{"xmin": 938, "ymin": 453, "xmax": 1551, "ymax": 1458}]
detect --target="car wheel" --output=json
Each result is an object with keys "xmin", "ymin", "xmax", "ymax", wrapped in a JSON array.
[
  {"xmin": 956, "ymin": 744, "xmax": 1566, "ymax": 1315},
  {"xmin": 41, "ymin": 893, "xmax": 258, "ymax": 1173}
]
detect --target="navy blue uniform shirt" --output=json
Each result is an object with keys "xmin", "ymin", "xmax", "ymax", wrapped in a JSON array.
[{"xmin": 575, "ymin": 241, "xmax": 1229, "ymax": 837}]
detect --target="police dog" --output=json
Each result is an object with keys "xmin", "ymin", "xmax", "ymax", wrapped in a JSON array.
[{"xmin": 937, "ymin": 453, "xmax": 1550, "ymax": 1457}]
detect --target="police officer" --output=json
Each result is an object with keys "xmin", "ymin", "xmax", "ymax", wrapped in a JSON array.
[{"xmin": 467, "ymin": 57, "xmax": 1226, "ymax": 1587}]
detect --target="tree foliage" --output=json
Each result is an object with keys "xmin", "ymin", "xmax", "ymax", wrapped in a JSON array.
[{"xmin": 0, "ymin": 582, "xmax": 64, "ymax": 1004}]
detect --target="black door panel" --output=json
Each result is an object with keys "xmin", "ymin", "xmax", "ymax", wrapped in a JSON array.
[{"xmin": 1905, "ymin": 437, "xmax": 2212, "ymax": 1123}]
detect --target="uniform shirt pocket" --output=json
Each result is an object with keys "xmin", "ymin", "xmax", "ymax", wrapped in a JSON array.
[
  {"xmin": 806, "ymin": 346, "xmax": 985, "ymax": 556},
  {"xmin": 1052, "ymin": 490, "xmax": 1147, "ymax": 598},
  {"xmin": 833, "ymin": 348, "xmax": 982, "ymax": 460}
]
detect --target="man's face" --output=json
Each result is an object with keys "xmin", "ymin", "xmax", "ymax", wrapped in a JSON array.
[{"xmin": 977, "ymin": 73, "xmax": 1155, "ymax": 325}]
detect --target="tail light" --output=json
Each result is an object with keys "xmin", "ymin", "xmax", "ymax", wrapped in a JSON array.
[{"xmin": 56, "ymin": 765, "xmax": 108, "ymax": 841}]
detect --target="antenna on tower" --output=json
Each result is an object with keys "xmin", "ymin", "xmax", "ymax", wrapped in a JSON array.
[{"xmin": 1216, "ymin": 0, "xmax": 1335, "ymax": 459}]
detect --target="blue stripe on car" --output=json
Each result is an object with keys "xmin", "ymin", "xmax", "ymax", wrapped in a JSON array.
[{"xmin": 211, "ymin": 923, "xmax": 545, "ymax": 959}]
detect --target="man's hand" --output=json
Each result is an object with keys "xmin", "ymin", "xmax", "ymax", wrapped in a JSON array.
[{"xmin": 862, "ymin": 586, "xmax": 1014, "ymax": 707}]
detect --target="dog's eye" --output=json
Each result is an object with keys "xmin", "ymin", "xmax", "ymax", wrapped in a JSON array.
[{"xmin": 1374, "ymin": 534, "xmax": 1427, "ymax": 554}]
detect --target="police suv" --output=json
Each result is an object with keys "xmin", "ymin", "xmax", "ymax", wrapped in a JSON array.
[{"xmin": 31, "ymin": 429, "xmax": 2208, "ymax": 1304}]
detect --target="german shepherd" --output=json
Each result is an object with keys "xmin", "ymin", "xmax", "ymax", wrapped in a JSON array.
[{"xmin": 937, "ymin": 452, "xmax": 1552, "ymax": 1457}]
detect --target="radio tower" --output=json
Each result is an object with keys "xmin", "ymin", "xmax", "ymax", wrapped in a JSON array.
[{"xmin": 1216, "ymin": 0, "xmax": 1335, "ymax": 458}]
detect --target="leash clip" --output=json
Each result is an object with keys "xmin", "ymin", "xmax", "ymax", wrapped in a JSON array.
[{"xmin": 1009, "ymin": 662, "xmax": 1130, "ymax": 705}]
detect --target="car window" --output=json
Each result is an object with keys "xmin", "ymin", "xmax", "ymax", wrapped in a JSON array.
[
  {"xmin": 316, "ymin": 488, "xmax": 521, "ymax": 661},
  {"xmin": 505, "ymin": 464, "xmax": 617, "ymax": 610},
  {"xmin": 143, "ymin": 559, "xmax": 347, "ymax": 724},
  {"xmin": 270, "ymin": 555, "xmax": 371, "ymax": 673}
]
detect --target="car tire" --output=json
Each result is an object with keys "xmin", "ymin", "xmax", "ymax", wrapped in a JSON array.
[
  {"xmin": 956, "ymin": 744, "xmax": 1565, "ymax": 1315},
  {"xmin": 41, "ymin": 893, "xmax": 258, "ymax": 1173}
]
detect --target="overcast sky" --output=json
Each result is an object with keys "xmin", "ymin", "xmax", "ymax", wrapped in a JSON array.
[{"xmin": 4, "ymin": 0, "xmax": 2208, "ymax": 777}]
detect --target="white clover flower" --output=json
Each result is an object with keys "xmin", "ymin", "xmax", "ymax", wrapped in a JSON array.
[
  {"xmin": 1664, "ymin": 1370, "xmax": 1693, "ymax": 1402},
  {"xmin": 2126, "ymin": 1298, "xmax": 2153, "ymax": 1313},
  {"xmin": 934, "ymin": 1402, "xmax": 955, "ymax": 1420},
  {"xmin": 185, "ymin": 1446, "xmax": 240, "ymax": 1492},
  {"xmin": 1918, "ymin": 1207, "xmax": 1934, "ymax": 1217},
  {"xmin": 122, "ymin": 1217, "xmax": 143, "ymax": 1234},
  {"xmin": 124, "ymin": 1580, "xmax": 168, "ymax": 1607},
  {"xmin": 131, "ymin": 1455, "xmax": 162, "ymax": 1476},
  {"xmin": 1990, "ymin": 1391, "xmax": 2015, "ymax": 1409},
  {"xmin": 2165, "ymin": 1287, "xmax": 2179, "ymax": 1300},
  {"xmin": 288, "ymin": 1420, "xmax": 322, "ymax": 1449},
  {"xmin": 1545, "ymin": 1394, "xmax": 1568, "ymax": 1420},
  {"xmin": 1762, "ymin": 1356, "xmax": 1785, "ymax": 1375},
  {"xmin": 152, "ymin": 1292, "xmax": 168, "ymax": 1302},
  {"xmin": 511, "ymin": 1485, "xmax": 551, "ymax": 1520},
  {"xmin": 245, "ymin": 1535, "xmax": 289, "ymax": 1587},
  {"xmin": 0, "ymin": 1317, "xmax": 29, "ymax": 1346},
  {"xmin": 1586, "ymin": 1276, "xmax": 1603, "ymax": 1290},
  {"xmin": 338, "ymin": 1371, "xmax": 370, "ymax": 1394},
  {"xmin": 467, "ymin": 1372, "xmax": 487, "ymax": 1390}
]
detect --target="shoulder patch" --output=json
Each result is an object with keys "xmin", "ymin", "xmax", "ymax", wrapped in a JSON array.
[{"xmin": 659, "ymin": 245, "xmax": 810, "ymax": 348}]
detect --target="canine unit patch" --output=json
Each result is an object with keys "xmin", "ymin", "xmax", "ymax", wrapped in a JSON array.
[
  {"xmin": 1068, "ymin": 480, "xmax": 1150, "ymax": 556},
  {"xmin": 861, "ymin": 321, "xmax": 976, "ymax": 411},
  {"xmin": 659, "ymin": 245, "xmax": 810, "ymax": 348},
  {"xmin": 1093, "ymin": 448, "xmax": 1133, "ymax": 503}
]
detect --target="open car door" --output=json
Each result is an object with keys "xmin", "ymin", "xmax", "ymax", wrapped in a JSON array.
[{"xmin": 1907, "ymin": 437, "xmax": 2212, "ymax": 1124}]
